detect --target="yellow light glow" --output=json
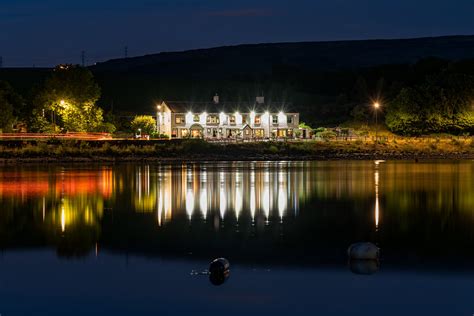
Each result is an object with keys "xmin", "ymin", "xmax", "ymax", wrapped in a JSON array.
[
  {"xmin": 374, "ymin": 102, "xmax": 380, "ymax": 109},
  {"xmin": 61, "ymin": 206, "xmax": 66, "ymax": 232}
]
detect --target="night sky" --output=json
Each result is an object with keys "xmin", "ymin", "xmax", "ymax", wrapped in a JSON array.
[{"xmin": 2, "ymin": 0, "xmax": 474, "ymax": 67}]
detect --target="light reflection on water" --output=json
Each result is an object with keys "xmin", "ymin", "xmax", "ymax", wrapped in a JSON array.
[{"xmin": 0, "ymin": 160, "xmax": 473, "ymax": 263}]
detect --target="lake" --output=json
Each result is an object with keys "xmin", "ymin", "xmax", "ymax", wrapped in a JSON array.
[{"xmin": 0, "ymin": 161, "xmax": 473, "ymax": 315}]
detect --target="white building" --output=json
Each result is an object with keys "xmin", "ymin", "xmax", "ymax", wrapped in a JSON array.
[{"xmin": 156, "ymin": 96, "xmax": 303, "ymax": 139}]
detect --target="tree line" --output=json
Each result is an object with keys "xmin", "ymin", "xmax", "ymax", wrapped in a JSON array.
[
  {"xmin": 1, "ymin": 58, "xmax": 474, "ymax": 136},
  {"xmin": 0, "ymin": 65, "xmax": 114, "ymax": 133}
]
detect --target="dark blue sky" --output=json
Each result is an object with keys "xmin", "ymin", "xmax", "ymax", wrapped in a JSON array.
[{"xmin": 2, "ymin": 0, "xmax": 474, "ymax": 67}]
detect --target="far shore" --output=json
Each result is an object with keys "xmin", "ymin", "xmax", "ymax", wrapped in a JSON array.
[{"xmin": 0, "ymin": 138, "xmax": 473, "ymax": 164}]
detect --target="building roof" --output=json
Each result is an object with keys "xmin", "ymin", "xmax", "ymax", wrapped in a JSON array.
[{"xmin": 163, "ymin": 101, "xmax": 296, "ymax": 114}]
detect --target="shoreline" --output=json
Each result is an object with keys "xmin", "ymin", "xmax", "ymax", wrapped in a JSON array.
[
  {"xmin": 1, "ymin": 138, "xmax": 473, "ymax": 164},
  {"xmin": 1, "ymin": 152, "xmax": 473, "ymax": 164}
]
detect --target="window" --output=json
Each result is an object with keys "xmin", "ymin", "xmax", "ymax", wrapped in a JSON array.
[
  {"xmin": 272, "ymin": 115, "xmax": 278, "ymax": 124},
  {"xmin": 245, "ymin": 129, "xmax": 250, "ymax": 135},
  {"xmin": 193, "ymin": 115, "xmax": 200, "ymax": 122},
  {"xmin": 206, "ymin": 115, "xmax": 220, "ymax": 124},
  {"xmin": 287, "ymin": 115, "xmax": 293, "ymax": 124},
  {"xmin": 230, "ymin": 115, "xmax": 236, "ymax": 125},
  {"xmin": 207, "ymin": 128, "xmax": 211, "ymax": 133},
  {"xmin": 254, "ymin": 115, "xmax": 261, "ymax": 125},
  {"xmin": 175, "ymin": 115, "xmax": 185, "ymax": 124}
]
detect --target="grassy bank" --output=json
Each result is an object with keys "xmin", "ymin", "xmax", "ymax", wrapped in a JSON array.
[{"xmin": 0, "ymin": 137, "xmax": 473, "ymax": 163}]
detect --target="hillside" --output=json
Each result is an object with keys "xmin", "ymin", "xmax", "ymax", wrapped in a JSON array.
[{"xmin": 91, "ymin": 35, "xmax": 474, "ymax": 76}]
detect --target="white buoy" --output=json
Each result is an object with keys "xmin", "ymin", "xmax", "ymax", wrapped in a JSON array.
[{"xmin": 347, "ymin": 242, "xmax": 379, "ymax": 260}]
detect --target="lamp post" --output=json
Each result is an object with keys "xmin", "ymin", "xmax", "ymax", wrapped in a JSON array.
[
  {"xmin": 156, "ymin": 104, "xmax": 162, "ymax": 138},
  {"xmin": 52, "ymin": 99, "xmax": 66, "ymax": 131},
  {"xmin": 373, "ymin": 102, "xmax": 380, "ymax": 143}
]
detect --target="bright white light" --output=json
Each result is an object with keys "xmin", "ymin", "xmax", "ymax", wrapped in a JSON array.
[
  {"xmin": 200, "ymin": 187, "xmax": 207, "ymax": 219},
  {"xmin": 61, "ymin": 206, "xmax": 65, "ymax": 232}
]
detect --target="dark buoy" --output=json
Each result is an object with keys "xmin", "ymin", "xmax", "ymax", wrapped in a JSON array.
[
  {"xmin": 209, "ymin": 258, "xmax": 230, "ymax": 286},
  {"xmin": 347, "ymin": 242, "xmax": 380, "ymax": 275},
  {"xmin": 349, "ymin": 259, "xmax": 380, "ymax": 275}
]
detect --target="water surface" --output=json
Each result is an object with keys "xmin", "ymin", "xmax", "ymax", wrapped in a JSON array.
[{"xmin": 1, "ymin": 161, "xmax": 473, "ymax": 315}]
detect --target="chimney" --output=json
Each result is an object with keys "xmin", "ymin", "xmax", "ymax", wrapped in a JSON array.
[
  {"xmin": 256, "ymin": 96, "xmax": 265, "ymax": 104},
  {"xmin": 213, "ymin": 94, "xmax": 219, "ymax": 104}
]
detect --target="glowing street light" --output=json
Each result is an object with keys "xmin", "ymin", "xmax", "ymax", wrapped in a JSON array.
[{"xmin": 373, "ymin": 102, "xmax": 381, "ymax": 143}]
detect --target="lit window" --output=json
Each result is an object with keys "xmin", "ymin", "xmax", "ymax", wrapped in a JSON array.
[
  {"xmin": 193, "ymin": 115, "xmax": 200, "ymax": 122},
  {"xmin": 175, "ymin": 116, "xmax": 185, "ymax": 124},
  {"xmin": 207, "ymin": 115, "xmax": 220, "ymax": 124},
  {"xmin": 230, "ymin": 116, "xmax": 236, "ymax": 124},
  {"xmin": 255, "ymin": 115, "xmax": 261, "ymax": 124}
]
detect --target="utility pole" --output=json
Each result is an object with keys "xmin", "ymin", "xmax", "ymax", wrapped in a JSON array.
[
  {"xmin": 124, "ymin": 46, "xmax": 128, "ymax": 58},
  {"xmin": 81, "ymin": 51, "xmax": 85, "ymax": 67}
]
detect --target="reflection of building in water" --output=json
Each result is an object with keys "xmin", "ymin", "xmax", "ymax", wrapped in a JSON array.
[{"xmin": 131, "ymin": 163, "xmax": 313, "ymax": 226}]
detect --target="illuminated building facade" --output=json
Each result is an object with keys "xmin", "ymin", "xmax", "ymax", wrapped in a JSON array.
[{"xmin": 157, "ymin": 95, "xmax": 304, "ymax": 139}]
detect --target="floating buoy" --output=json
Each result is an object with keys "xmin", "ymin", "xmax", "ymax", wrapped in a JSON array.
[
  {"xmin": 349, "ymin": 259, "xmax": 380, "ymax": 275},
  {"xmin": 209, "ymin": 258, "xmax": 230, "ymax": 286},
  {"xmin": 347, "ymin": 242, "xmax": 379, "ymax": 260}
]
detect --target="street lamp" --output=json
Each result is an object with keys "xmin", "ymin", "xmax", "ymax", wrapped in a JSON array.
[
  {"xmin": 373, "ymin": 102, "xmax": 380, "ymax": 142},
  {"xmin": 156, "ymin": 104, "xmax": 162, "ymax": 137},
  {"xmin": 52, "ymin": 99, "xmax": 66, "ymax": 131}
]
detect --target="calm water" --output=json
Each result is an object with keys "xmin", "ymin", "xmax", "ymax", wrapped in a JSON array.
[{"xmin": 0, "ymin": 161, "xmax": 473, "ymax": 315}]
